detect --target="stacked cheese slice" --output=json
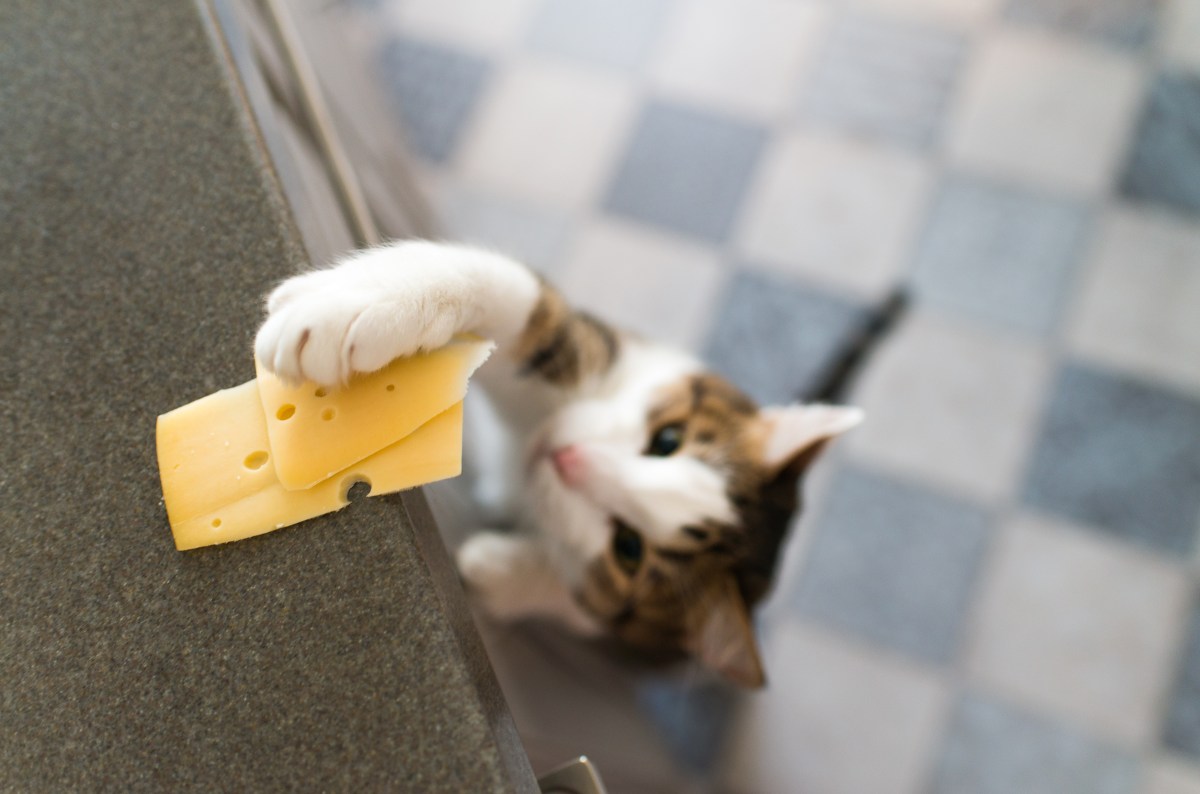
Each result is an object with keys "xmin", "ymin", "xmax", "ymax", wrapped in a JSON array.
[{"xmin": 156, "ymin": 339, "xmax": 493, "ymax": 550}]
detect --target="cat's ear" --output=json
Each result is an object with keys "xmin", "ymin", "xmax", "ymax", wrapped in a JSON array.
[
  {"xmin": 759, "ymin": 403, "xmax": 864, "ymax": 475},
  {"xmin": 687, "ymin": 576, "xmax": 766, "ymax": 688}
]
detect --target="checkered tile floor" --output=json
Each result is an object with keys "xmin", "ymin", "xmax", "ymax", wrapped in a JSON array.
[{"xmin": 338, "ymin": 0, "xmax": 1200, "ymax": 791}]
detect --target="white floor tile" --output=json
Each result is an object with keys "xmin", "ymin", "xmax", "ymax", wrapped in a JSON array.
[
  {"xmin": 946, "ymin": 29, "xmax": 1143, "ymax": 196},
  {"xmin": 720, "ymin": 621, "xmax": 949, "ymax": 794},
  {"xmin": 385, "ymin": 0, "xmax": 541, "ymax": 54},
  {"xmin": 1144, "ymin": 756, "xmax": 1200, "ymax": 794},
  {"xmin": 735, "ymin": 131, "xmax": 933, "ymax": 300},
  {"xmin": 1162, "ymin": 0, "xmax": 1200, "ymax": 72},
  {"xmin": 557, "ymin": 217, "xmax": 727, "ymax": 351},
  {"xmin": 456, "ymin": 58, "xmax": 639, "ymax": 210},
  {"xmin": 525, "ymin": 0, "xmax": 672, "ymax": 73},
  {"xmin": 967, "ymin": 514, "xmax": 1191, "ymax": 748},
  {"xmin": 648, "ymin": 0, "xmax": 828, "ymax": 120},
  {"xmin": 1066, "ymin": 205, "xmax": 1200, "ymax": 399},
  {"xmin": 845, "ymin": 309, "xmax": 1052, "ymax": 504},
  {"xmin": 849, "ymin": 0, "xmax": 1004, "ymax": 28}
]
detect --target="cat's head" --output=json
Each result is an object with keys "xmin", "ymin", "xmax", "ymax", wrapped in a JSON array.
[{"xmin": 526, "ymin": 343, "xmax": 862, "ymax": 687}]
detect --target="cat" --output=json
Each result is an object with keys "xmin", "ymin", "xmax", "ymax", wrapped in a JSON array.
[{"xmin": 254, "ymin": 240, "xmax": 863, "ymax": 687}]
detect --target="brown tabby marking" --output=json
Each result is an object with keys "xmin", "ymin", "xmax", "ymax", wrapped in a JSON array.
[{"xmin": 514, "ymin": 282, "xmax": 619, "ymax": 387}]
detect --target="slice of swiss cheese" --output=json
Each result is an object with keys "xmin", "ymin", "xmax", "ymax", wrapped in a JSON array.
[
  {"xmin": 256, "ymin": 338, "xmax": 494, "ymax": 490},
  {"xmin": 156, "ymin": 379, "xmax": 464, "ymax": 550}
]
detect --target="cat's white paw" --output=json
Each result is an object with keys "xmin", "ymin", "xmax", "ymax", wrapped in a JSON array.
[
  {"xmin": 458, "ymin": 533, "xmax": 604, "ymax": 635},
  {"xmin": 456, "ymin": 532, "xmax": 530, "ymax": 618},
  {"xmin": 255, "ymin": 270, "xmax": 370, "ymax": 385},
  {"xmin": 254, "ymin": 262, "xmax": 463, "ymax": 386}
]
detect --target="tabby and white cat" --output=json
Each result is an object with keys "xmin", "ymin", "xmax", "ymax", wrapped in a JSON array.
[{"xmin": 255, "ymin": 241, "xmax": 862, "ymax": 687}]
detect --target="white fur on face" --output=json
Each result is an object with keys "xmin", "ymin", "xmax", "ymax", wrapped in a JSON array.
[
  {"xmin": 562, "ymin": 448, "xmax": 735, "ymax": 541},
  {"xmin": 522, "ymin": 341, "xmax": 735, "ymax": 580}
]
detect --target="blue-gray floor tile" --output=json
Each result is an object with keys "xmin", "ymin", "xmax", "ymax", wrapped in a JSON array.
[
  {"xmin": 791, "ymin": 466, "xmax": 992, "ymax": 666},
  {"xmin": 377, "ymin": 36, "xmax": 491, "ymax": 164},
  {"xmin": 704, "ymin": 269, "xmax": 866, "ymax": 405},
  {"xmin": 1021, "ymin": 362, "xmax": 1200, "ymax": 557},
  {"xmin": 636, "ymin": 680, "xmax": 737, "ymax": 775},
  {"xmin": 932, "ymin": 693, "xmax": 1139, "ymax": 794},
  {"xmin": 603, "ymin": 101, "xmax": 767, "ymax": 243},
  {"xmin": 802, "ymin": 11, "xmax": 966, "ymax": 150},
  {"xmin": 1004, "ymin": 0, "xmax": 1158, "ymax": 49},
  {"xmin": 1120, "ymin": 72, "xmax": 1200, "ymax": 215},
  {"xmin": 526, "ymin": 0, "xmax": 671, "ymax": 72},
  {"xmin": 1164, "ymin": 599, "xmax": 1200, "ymax": 760},
  {"xmin": 911, "ymin": 175, "xmax": 1090, "ymax": 336}
]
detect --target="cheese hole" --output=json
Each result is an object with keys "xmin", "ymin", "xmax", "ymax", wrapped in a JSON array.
[
  {"xmin": 314, "ymin": 387, "xmax": 327, "ymax": 398},
  {"xmin": 211, "ymin": 518, "xmax": 222, "ymax": 528},
  {"xmin": 321, "ymin": 407, "xmax": 336, "ymax": 421},
  {"xmin": 276, "ymin": 404, "xmax": 296, "ymax": 421},
  {"xmin": 243, "ymin": 450, "xmax": 269, "ymax": 471},
  {"xmin": 343, "ymin": 477, "xmax": 372, "ymax": 503},
  {"xmin": 386, "ymin": 384, "xmax": 395, "ymax": 392}
]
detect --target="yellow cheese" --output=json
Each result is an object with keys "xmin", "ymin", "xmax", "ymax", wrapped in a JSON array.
[
  {"xmin": 256, "ymin": 338, "xmax": 493, "ymax": 490},
  {"xmin": 157, "ymin": 379, "xmax": 464, "ymax": 551}
]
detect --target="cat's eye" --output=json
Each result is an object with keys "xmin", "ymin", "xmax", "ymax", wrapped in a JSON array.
[
  {"xmin": 612, "ymin": 521, "xmax": 644, "ymax": 574},
  {"xmin": 646, "ymin": 423, "xmax": 685, "ymax": 457}
]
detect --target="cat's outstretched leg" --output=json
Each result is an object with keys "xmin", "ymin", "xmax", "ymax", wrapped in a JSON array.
[
  {"xmin": 255, "ymin": 241, "xmax": 540, "ymax": 385},
  {"xmin": 457, "ymin": 532, "xmax": 602, "ymax": 636},
  {"xmin": 254, "ymin": 240, "xmax": 620, "ymax": 393}
]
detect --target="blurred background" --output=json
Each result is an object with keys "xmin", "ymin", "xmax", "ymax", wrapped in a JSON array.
[{"xmin": 329, "ymin": 0, "xmax": 1200, "ymax": 791}]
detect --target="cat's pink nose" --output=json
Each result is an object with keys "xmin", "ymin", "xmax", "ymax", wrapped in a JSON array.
[{"xmin": 551, "ymin": 445, "xmax": 586, "ymax": 487}]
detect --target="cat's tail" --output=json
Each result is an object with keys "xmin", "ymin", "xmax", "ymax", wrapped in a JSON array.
[{"xmin": 802, "ymin": 287, "xmax": 909, "ymax": 405}]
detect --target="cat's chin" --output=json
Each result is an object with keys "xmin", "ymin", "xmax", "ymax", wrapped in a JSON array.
[
  {"xmin": 527, "ymin": 456, "xmax": 580, "ymax": 506},
  {"xmin": 525, "ymin": 463, "xmax": 610, "ymax": 565},
  {"xmin": 524, "ymin": 439, "xmax": 549, "ymax": 476}
]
